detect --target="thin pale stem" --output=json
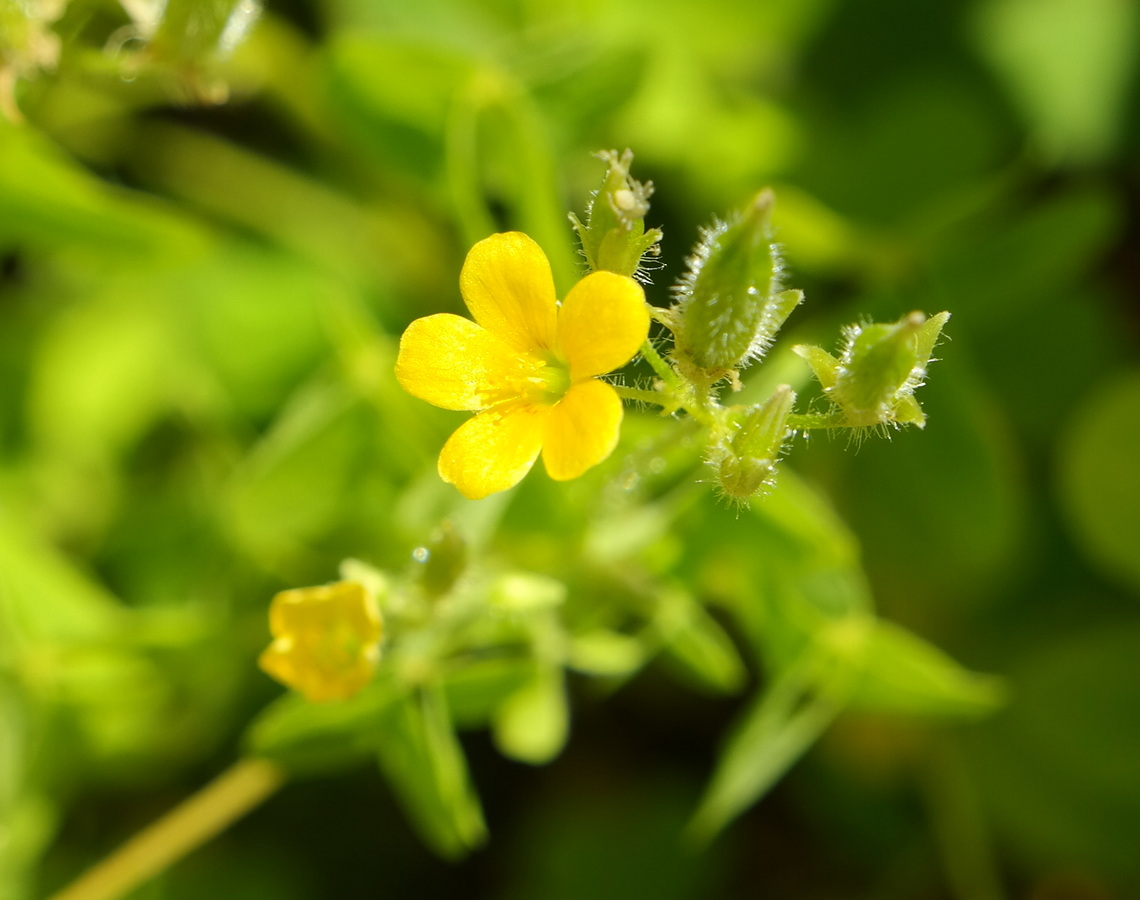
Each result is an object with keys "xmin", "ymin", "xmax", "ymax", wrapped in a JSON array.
[
  {"xmin": 612, "ymin": 384, "xmax": 674, "ymax": 408},
  {"xmin": 787, "ymin": 412, "xmax": 849, "ymax": 430},
  {"xmin": 47, "ymin": 758, "xmax": 286, "ymax": 900},
  {"xmin": 639, "ymin": 337, "xmax": 678, "ymax": 387}
]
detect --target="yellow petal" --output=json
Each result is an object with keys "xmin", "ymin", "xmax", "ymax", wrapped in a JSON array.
[
  {"xmin": 541, "ymin": 379, "xmax": 623, "ymax": 481},
  {"xmin": 460, "ymin": 232, "xmax": 558, "ymax": 354},
  {"xmin": 396, "ymin": 313, "xmax": 539, "ymax": 411},
  {"xmin": 259, "ymin": 638, "xmax": 378, "ymax": 702},
  {"xmin": 268, "ymin": 582, "xmax": 382, "ymax": 642},
  {"xmin": 438, "ymin": 400, "xmax": 545, "ymax": 499},
  {"xmin": 557, "ymin": 271, "xmax": 649, "ymax": 380}
]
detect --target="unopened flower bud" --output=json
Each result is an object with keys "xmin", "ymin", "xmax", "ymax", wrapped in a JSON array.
[
  {"xmin": 414, "ymin": 521, "xmax": 468, "ymax": 600},
  {"xmin": 674, "ymin": 190, "xmax": 801, "ymax": 377},
  {"xmin": 795, "ymin": 311, "xmax": 949, "ymax": 428},
  {"xmin": 570, "ymin": 149, "xmax": 662, "ymax": 280}
]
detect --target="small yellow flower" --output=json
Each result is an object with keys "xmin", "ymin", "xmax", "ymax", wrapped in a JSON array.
[
  {"xmin": 396, "ymin": 232, "xmax": 650, "ymax": 500},
  {"xmin": 258, "ymin": 581, "xmax": 383, "ymax": 702}
]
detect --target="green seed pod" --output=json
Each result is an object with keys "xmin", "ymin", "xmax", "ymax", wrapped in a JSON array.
[
  {"xmin": 675, "ymin": 190, "xmax": 800, "ymax": 375},
  {"xmin": 570, "ymin": 149, "xmax": 662, "ymax": 280},
  {"xmin": 715, "ymin": 385, "xmax": 796, "ymax": 501}
]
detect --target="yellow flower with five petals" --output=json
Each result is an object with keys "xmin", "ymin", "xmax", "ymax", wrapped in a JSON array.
[
  {"xmin": 258, "ymin": 581, "xmax": 383, "ymax": 702},
  {"xmin": 396, "ymin": 232, "xmax": 650, "ymax": 500}
]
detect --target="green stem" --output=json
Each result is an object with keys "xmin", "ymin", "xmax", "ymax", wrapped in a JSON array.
[
  {"xmin": 787, "ymin": 412, "xmax": 849, "ymax": 430},
  {"xmin": 612, "ymin": 384, "xmax": 674, "ymax": 408},
  {"xmin": 639, "ymin": 337, "xmax": 678, "ymax": 387}
]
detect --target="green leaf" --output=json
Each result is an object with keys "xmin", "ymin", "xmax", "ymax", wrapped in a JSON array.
[
  {"xmin": 492, "ymin": 666, "xmax": 568, "ymax": 765},
  {"xmin": 442, "ymin": 656, "xmax": 534, "ymax": 728},
  {"xmin": 1058, "ymin": 369, "xmax": 1140, "ymax": 596},
  {"xmin": 655, "ymin": 588, "xmax": 747, "ymax": 694},
  {"xmin": 975, "ymin": 0, "xmax": 1138, "ymax": 164},
  {"xmin": 325, "ymin": 36, "xmax": 473, "ymax": 179},
  {"xmin": 0, "ymin": 122, "xmax": 206, "ymax": 258},
  {"xmin": 0, "ymin": 518, "xmax": 122, "ymax": 649},
  {"xmin": 568, "ymin": 630, "xmax": 646, "ymax": 677},
  {"xmin": 29, "ymin": 291, "xmax": 174, "ymax": 465},
  {"xmin": 687, "ymin": 647, "xmax": 848, "ymax": 843},
  {"xmin": 245, "ymin": 680, "xmax": 405, "ymax": 775},
  {"xmin": 226, "ymin": 381, "xmax": 366, "ymax": 561},
  {"xmin": 376, "ymin": 684, "xmax": 486, "ymax": 858},
  {"xmin": 847, "ymin": 621, "xmax": 1005, "ymax": 719}
]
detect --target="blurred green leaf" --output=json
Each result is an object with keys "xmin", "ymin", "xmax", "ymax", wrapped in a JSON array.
[
  {"xmin": 828, "ymin": 360, "xmax": 1024, "ymax": 608},
  {"xmin": 1058, "ymin": 369, "xmax": 1140, "ymax": 596},
  {"xmin": 975, "ymin": 0, "xmax": 1138, "ymax": 164},
  {"xmin": 687, "ymin": 643, "xmax": 849, "ymax": 843},
  {"xmin": 721, "ymin": 469, "xmax": 871, "ymax": 665},
  {"xmin": 0, "ymin": 518, "xmax": 122, "ymax": 648},
  {"xmin": 847, "ymin": 621, "xmax": 1005, "ymax": 719},
  {"xmin": 0, "ymin": 122, "xmax": 207, "ymax": 257},
  {"xmin": 492, "ymin": 665, "xmax": 568, "ymax": 765},
  {"xmin": 970, "ymin": 624, "xmax": 1140, "ymax": 878},
  {"xmin": 442, "ymin": 655, "xmax": 534, "ymax": 727},
  {"xmin": 171, "ymin": 247, "xmax": 332, "ymax": 420},
  {"xmin": 654, "ymin": 587, "xmax": 746, "ymax": 694},
  {"xmin": 325, "ymin": 36, "xmax": 473, "ymax": 181},
  {"xmin": 376, "ymin": 684, "xmax": 487, "ymax": 858},
  {"xmin": 29, "ymin": 289, "xmax": 174, "ymax": 464},
  {"xmin": 246, "ymin": 679, "xmax": 405, "ymax": 775},
  {"xmin": 226, "ymin": 381, "xmax": 367, "ymax": 562},
  {"xmin": 568, "ymin": 630, "xmax": 645, "ymax": 677},
  {"xmin": 931, "ymin": 185, "xmax": 1121, "ymax": 328}
]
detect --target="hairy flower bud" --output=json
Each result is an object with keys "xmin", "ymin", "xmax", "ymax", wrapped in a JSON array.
[{"xmin": 674, "ymin": 190, "xmax": 801, "ymax": 377}]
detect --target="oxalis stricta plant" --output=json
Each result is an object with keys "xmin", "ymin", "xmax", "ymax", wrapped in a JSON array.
[
  {"xmin": 52, "ymin": 151, "xmax": 998, "ymax": 900},
  {"xmin": 397, "ymin": 148, "xmax": 950, "ymax": 503}
]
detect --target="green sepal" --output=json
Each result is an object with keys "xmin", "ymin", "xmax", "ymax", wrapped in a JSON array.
[{"xmin": 792, "ymin": 344, "xmax": 840, "ymax": 391}]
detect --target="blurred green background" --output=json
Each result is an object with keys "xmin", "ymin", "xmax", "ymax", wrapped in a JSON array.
[{"xmin": 2, "ymin": 0, "xmax": 1139, "ymax": 898}]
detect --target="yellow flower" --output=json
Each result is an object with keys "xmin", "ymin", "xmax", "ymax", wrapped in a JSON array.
[
  {"xmin": 396, "ymin": 232, "xmax": 650, "ymax": 500},
  {"xmin": 258, "ymin": 581, "xmax": 383, "ymax": 702}
]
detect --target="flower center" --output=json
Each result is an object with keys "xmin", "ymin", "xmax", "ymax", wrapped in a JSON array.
[{"xmin": 525, "ymin": 356, "xmax": 572, "ymax": 405}]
